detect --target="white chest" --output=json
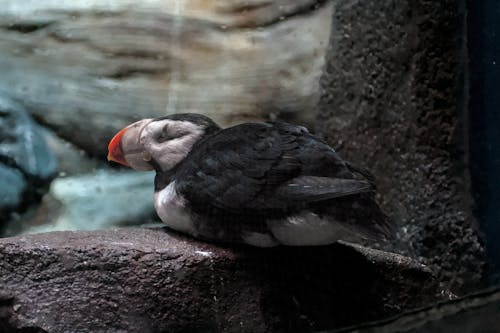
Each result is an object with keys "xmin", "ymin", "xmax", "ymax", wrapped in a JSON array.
[{"xmin": 154, "ymin": 181, "xmax": 195, "ymax": 235}]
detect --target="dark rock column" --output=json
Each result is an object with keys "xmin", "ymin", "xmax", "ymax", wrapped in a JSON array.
[
  {"xmin": 467, "ymin": 0, "xmax": 500, "ymax": 283},
  {"xmin": 0, "ymin": 228, "xmax": 450, "ymax": 332},
  {"xmin": 316, "ymin": 0, "xmax": 484, "ymax": 291}
]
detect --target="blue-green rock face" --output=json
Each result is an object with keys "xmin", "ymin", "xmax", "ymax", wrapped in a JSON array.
[
  {"xmin": 0, "ymin": 94, "xmax": 57, "ymax": 219},
  {"xmin": 0, "ymin": 94, "xmax": 57, "ymax": 179},
  {"xmin": 0, "ymin": 164, "xmax": 25, "ymax": 208}
]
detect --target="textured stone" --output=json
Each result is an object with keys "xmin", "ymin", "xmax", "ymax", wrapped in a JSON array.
[
  {"xmin": 0, "ymin": 0, "xmax": 331, "ymax": 157},
  {"xmin": 39, "ymin": 126, "xmax": 101, "ymax": 176},
  {"xmin": 2, "ymin": 170, "xmax": 156, "ymax": 236},
  {"xmin": 0, "ymin": 95, "xmax": 57, "ymax": 180},
  {"xmin": 0, "ymin": 228, "xmax": 450, "ymax": 332},
  {"xmin": 316, "ymin": 0, "xmax": 484, "ymax": 291},
  {"xmin": 0, "ymin": 165, "xmax": 26, "ymax": 213},
  {"xmin": 0, "ymin": 94, "xmax": 57, "ymax": 222},
  {"xmin": 341, "ymin": 287, "xmax": 500, "ymax": 332}
]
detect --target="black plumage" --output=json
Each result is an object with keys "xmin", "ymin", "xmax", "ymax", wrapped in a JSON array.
[{"xmin": 150, "ymin": 116, "xmax": 391, "ymax": 245}]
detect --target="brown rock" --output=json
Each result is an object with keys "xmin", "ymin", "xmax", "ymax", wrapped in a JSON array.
[{"xmin": 0, "ymin": 228, "xmax": 450, "ymax": 332}]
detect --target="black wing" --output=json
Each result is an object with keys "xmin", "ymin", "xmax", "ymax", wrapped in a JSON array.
[{"xmin": 173, "ymin": 121, "xmax": 374, "ymax": 213}]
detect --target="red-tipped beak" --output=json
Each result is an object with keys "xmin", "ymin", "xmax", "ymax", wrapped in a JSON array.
[{"xmin": 107, "ymin": 127, "xmax": 130, "ymax": 167}]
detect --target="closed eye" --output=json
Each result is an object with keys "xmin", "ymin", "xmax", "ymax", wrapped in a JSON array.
[
  {"xmin": 157, "ymin": 131, "xmax": 188, "ymax": 143},
  {"xmin": 157, "ymin": 132, "xmax": 175, "ymax": 142}
]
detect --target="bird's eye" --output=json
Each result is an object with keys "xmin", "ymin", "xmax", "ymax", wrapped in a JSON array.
[
  {"xmin": 157, "ymin": 132, "xmax": 174, "ymax": 142},
  {"xmin": 156, "ymin": 124, "xmax": 173, "ymax": 142},
  {"xmin": 156, "ymin": 128, "xmax": 189, "ymax": 142}
]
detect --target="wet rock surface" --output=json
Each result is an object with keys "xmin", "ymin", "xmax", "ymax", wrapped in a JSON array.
[
  {"xmin": 316, "ymin": 0, "xmax": 484, "ymax": 291},
  {"xmin": 0, "ymin": 228, "xmax": 450, "ymax": 333},
  {"xmin": 0, "ymin": 94, "xmax": 57, "ymax": 223}
]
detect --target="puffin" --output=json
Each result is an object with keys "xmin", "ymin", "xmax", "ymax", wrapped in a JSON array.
[{"xmin": 107, "ymin": 113, "xmax": 391, "ymax": 247}]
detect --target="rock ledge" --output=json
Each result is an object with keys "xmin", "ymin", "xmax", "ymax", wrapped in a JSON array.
[{"xmin": 0, "ymin": 228, "xmax": 450, "ymax": 332}]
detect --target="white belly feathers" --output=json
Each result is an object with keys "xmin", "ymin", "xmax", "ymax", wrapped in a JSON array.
[
  {"xmin": 154, "ymin": 181, "xmax": 196, "ymax": 235},
  {"xmin": 155, "ymin": 182, "xmax": 358, "ymax": 246}
]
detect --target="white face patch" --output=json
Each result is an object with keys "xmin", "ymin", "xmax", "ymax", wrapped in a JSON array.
[
  {"xmin": 154, "ymin": 181, "xmax": 196, "ymax": 235},
  {"xmin": 140, "ymin": 120, "xmax": 205, "ymax": 172}
]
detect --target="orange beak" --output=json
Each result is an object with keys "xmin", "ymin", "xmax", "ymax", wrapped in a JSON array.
[{"xmin": 107, "ymin": 127, "xmax": 130, "ymax": 167}]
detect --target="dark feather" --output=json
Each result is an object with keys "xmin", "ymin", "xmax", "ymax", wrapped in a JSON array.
[{"xmin": 156, "ymin": 119, "xmax": 392, "ymax": 242}]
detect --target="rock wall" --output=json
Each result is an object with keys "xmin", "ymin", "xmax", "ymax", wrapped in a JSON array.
[
  {"xmin": 0, "ymin": 0, "xmax": 331, "ymax": 157},
  {"xmin": 0, "ymin": 94, "xmax": 57, "ymax": 225},
  {"xmin": 0, "ymin": 0, "xmax": 333, "ymax": 233},
  {"xmin": 316, "ymin": 0, "xmax": 484, "ymax": 290}
]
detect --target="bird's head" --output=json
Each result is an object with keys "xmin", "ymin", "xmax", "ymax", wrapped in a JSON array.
[{"xmin": 107, "ymin": 113, "xmax": 221, "ymax": 172}]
